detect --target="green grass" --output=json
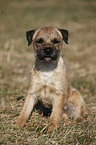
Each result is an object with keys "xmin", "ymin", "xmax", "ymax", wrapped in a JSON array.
[{"xmin": 0, "ymin": 0, "xmax": 96, "ymax": 144}]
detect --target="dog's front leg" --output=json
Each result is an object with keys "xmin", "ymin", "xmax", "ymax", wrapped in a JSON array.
[
  {"xmin": 48, "ymin": 93, "xmax": 64, "ymax": 133},
  {"xmin": 15, "ymin": 93, "xmax": 37, "ymax": 128}
]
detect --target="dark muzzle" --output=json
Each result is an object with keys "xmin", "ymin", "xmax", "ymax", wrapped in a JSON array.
[{"xmin": 37, "ymin": 47, "xmax": 60, "ymax": 61}]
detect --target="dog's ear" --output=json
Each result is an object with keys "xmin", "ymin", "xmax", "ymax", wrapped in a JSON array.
[
  {"xmin": 58, "ymin": 29, "xmax": 68, "ymax": 44},
  {"xmin": 26, "ymin": 30, "xmax": 36, "ymax": 46}
]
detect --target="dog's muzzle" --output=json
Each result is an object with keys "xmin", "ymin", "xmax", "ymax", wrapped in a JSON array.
[{"xmin": 37, "ymin": 47, "xmax": 59, "ymax": 61}]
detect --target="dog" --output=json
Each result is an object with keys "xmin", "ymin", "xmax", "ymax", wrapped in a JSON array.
[{"xmin": 15, "ymin": 27, "xmax": 86, "ymax": 133}]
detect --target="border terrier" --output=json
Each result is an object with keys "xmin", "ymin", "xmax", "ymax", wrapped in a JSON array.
[{"xmin": 16, "ymin": 27, "xmax": 86, "ymax": 132}]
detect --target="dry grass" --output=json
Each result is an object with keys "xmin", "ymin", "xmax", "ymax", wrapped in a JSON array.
[{"xmin": 0, "ymin": 0, "xmax": 96, "ymax": 144}]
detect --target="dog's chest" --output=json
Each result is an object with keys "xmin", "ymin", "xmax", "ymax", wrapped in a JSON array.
[
  {"xmin": 40, "ymin": 71, "xmax": 54, "ymax": 85},
  {"xmin": 38, "ymin": 71, "xmax": 57, "ymax": 106},
  {"xmin": 31, "ymin": 57, "xmax": 66, "ymax": 107}
]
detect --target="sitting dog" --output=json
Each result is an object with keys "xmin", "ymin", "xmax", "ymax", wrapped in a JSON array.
[{"xmin": 16, "ymin": 27, "xmax": 86, "ymax": 132}]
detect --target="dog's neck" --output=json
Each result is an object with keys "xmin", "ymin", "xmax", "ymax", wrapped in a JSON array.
[
  {"xmin": 34, "ymin": 57, "xmax": 64, "ymax": 72},
  {"xmin": 34, "ymin": 58, "xmax": 58, "ymax": 72}
]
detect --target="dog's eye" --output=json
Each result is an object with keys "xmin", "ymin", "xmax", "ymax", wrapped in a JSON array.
[
  {"xmin": 52, "ymin": 38, "xmax": 60, "ymax": 44},
  {"xmin": 36, "ymin": 38, "xmax": 44, "ymax": 44}
]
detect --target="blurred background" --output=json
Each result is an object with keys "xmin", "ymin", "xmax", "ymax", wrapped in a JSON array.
[{"xmin": 0, "ymin": 0, "xmax": 96, "ymax": 144}]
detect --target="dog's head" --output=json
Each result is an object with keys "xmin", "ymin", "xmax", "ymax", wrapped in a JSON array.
[{"xmin": 26, "ymin": 27, "xmax": 68, "ymax": 62}]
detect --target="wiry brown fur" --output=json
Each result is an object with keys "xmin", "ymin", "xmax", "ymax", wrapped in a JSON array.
[{"xmin": 15, "ymin": 27, "xmax": 86, "ymax": 133}]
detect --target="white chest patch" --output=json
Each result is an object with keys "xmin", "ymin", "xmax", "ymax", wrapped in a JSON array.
[
  {"xmin": 39, "ymin": 71, "xmax": 54, "ymax": 86},
  {"xmin": 38, "ymin": 71, "xmax": 56, "ymax": 107}
]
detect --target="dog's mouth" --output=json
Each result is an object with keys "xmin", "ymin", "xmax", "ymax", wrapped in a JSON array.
[
  {"xmin": 36, "ymin": 47, "xmax": 60, "ymax": 62},
  {"xmin": 44, "ymin": 57, "xmax": 52, "ymax": 61}
]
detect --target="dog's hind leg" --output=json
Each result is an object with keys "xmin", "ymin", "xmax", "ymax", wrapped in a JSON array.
[{"xmin": 63, "ymin": 88, "xmax": 86, "ymax": 121}]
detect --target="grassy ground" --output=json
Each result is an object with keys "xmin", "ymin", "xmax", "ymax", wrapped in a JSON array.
[{"xmin": 0, "ymin": 0, "xmax": 96, "ymax": 144}]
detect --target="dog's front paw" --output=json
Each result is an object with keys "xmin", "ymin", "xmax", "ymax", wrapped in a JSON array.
[
  {"xmin": 47, "ymin": 124, "xmax": 55, "ymax": 133},
  {"xmin": 47, "ymin": 123, "xmax": 59, "ymax": 133},
  {"xmin": 15, "ymin": 117, "xmax": 26, "ymax": 128}
]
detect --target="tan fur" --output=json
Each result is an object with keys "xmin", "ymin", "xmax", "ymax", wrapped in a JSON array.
[{"xmin": 15, "ymin": 27, "xmax": 86, "ymax": 132}]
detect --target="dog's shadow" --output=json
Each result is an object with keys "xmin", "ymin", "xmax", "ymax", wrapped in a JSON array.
[
  {"xmin": 34, "ymin": 101, "xmax": 52, "ymax": 117},
  {"xmin": 17, "ymin": 96, "xmax": 52, "ymax": 117}
]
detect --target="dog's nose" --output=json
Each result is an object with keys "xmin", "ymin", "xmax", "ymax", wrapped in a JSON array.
[{"xmin": 44, "ymin": 47, "xmax": 53, "ymax": 55}]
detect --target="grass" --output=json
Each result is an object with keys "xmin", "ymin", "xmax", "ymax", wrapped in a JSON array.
[{"xmin": 0, "ymin": 0, "xmax": 96, "ymax": 144}]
